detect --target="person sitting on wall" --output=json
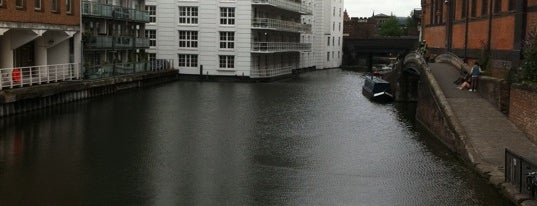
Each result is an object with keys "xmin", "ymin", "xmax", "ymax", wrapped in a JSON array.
[
  {"xmin": 458, "ymin": 79, "xmax": 471, "ymax": 91},
  {"xmin": 453, "ymin": 71, "xmax": 470, "ymax": 85}
]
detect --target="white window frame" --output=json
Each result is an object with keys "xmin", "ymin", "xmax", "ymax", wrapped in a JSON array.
[
  {"xmin": 219, "ymin": 32, "xmax": 234, "ymax": 49},
  {"xmin": 16, "ymin": 0, "xmax": 24, "ymax": 8},
  {"xmin": 219, "ymin": 55, "xmax": 235, "ymax": 69},
  {"xmin": 35, "ymin": 0, "xmax": 42, "ymax": 10},
  {"xmin": 51, "ymin": 0, "xmax": 58, "ymax": 12},
  {"xmin": 145, "ymin": 29, "xmax": 156, "ymax": 47},
  {"xmin": 179, "ymin": 7, "xmax": 198, "ymax": 25},
  {"xmin": 66, "ymin": 0, "xmax": 72, "ymax": 14},
  {"xmin": 178, "ymin": 54, "xmax": 198, "ymax": 68},
  {"xmin": 148, "ymin": 53, "xmax": 156, "ymax": 63},
  {"xmin": 178, "ymin": 31, "xmax": 198, "ymax": 48},
  {"xmin": 146, "ymin": 5, "xmax": 156, "ymax": 23},
  {"xmin": 220, "ymin": 7, "xmax": 235, "ymax": 25}
]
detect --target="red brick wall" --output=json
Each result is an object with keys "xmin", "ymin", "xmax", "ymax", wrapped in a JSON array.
[
  {"xmin": 0, "ymin": 0, "xmax": 80, "ymax": 26},
  {"xmin": 491, "ymin": 16, "xmax": 515, "ymax": 50},
  {"xmin": 466, "ymin": 20, "xmax": 490, "ymax": 49},
  {"xmin": 423, "ymin": 26, "xmax": 446, "ymax": 49},
  {"xmin": 509, "ymin": 86, "xmax": 537, "ymax": 144}
]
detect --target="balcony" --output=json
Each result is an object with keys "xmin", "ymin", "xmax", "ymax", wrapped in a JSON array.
[
  {"xmin": 0, "ymin": 63, "xmax": 80, "ymax": 90},
  {"xmin": 252, "ymin": 0, "xmax": 312, "ymax": 14},
  {"xmin": 252, "ymin": 18, "xmax": 311, "ymax": 33},
  {"xmin": 251, "ymin": 42, "xmax": 311, "ymax": 53},
  {"xmin": 85, "ymin": 36, "xmax": 148, "ymax": 49},
  {"xmin": 82, "ymin": 1, "xmax": 149, "ymax": 23},
  {"xmin": 250, "ymin": 66, "xmax": 294, "ymax": 78}
]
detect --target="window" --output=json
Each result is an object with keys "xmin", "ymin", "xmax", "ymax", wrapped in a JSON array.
[
  {"xmin": 51, "ymin": 0, "xmax": 58, "ymax": 12},
  {"xmin": 145, "ymin": 30, "xmax": 156, "ymax": 47},
  {"xmin": 327, "ymin": 37, "xmax": 330, "ymax": 46},
  {"xmin": 327, "ymin": 52, "xmax": 330, "ymax": 61},
  {"xmin": 16, "ymin": 0, "xmax": 24, "ymax": 8},
  {"xmin": 471, "ymin": 0, "xmax": 477, "ymax": 17},
  {"xmin": 339, "ymin": 22, "xmax": 341, "ymax": 31},
  {"xmin": 219, "ymin": 32, "xmax": 234, "ymax": 49},
  {"xmin": 148, "ymin": 53, "xmax": 156, "ymax": 63},
  {"xmin": 178, "ymin": 31, "xmax": 198, "ymax": 48},
  {"xmin": 332, "ymin": 37, "xmax": 334, "ymax": 46},
  {"xmin": 178, "ymin": 54, "xmax": 198, "ymax": 67},
  {"xmin": 333, "ymin": 7, "xmax": 335, "ymax": 16},
  {"xmin": 508, "ymin": 0, "xmax": 515, "ymax": 10},
  {"xmin": 494, "ymin": 0, "xmax": 502, "ymax": 13},
  {"xmin": 146, "ymin": 5, "xmax": 156, "ymax": 23},
  {"xmin": 35, "ymin": 0, "xmax": 41, "ymax": 10},
  {"xmin": 482, "ymin": 0, "xmax": 488, "ymax": 16},
  {"xmin": 333, "ymin": 22, "xmax": 335, "ymax": 31},
  {"xmin": 66, "ymin": 0, "xmax": 72, "ymax": 14},
  {"xmin": 220, "ymin": 7, "xmax": 235, "ymax": 25},
  {"xmin": 338, "ymin": 37, "xmax": 340, "ymax": 46},
  {"xmin": 461, "ymin": 0, "xmax": 468, "ymax": 19},
  {"xmin": 339, "ymin": 8, "xmax": 341, "ymax": 17},
  {"xmin": 179, "ymin": 7, "xmax": 198, "ymax": 24},
  {"xmin": 219, "ymin": 55, "xmax": 234, "ymax": 69}
]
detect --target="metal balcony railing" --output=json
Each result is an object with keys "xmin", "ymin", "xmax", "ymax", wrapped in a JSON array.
[
  {"xmin": 82, "ymin": 1, "xmax": 149, "ymax": 22},
  {"xmin": 0, "ymin": 63, "xmax": 80, "ymax": 90},
  {"xmin": 252, "ymin": 18, "xmax": 311, "ymax": 33},
  {"xmin": 86, "ymin": 36, "xmax": 113, "ymax": 48},
  {"xmin": 250, "ymin": 65, "xmax": 294, "ymax": 78},
  {"xmin": 252, "ymin": 42, "xmax": 311, "ymax": 53},
  {"xmin": 252, "ymin": 0, "xmax": 312, "ymax": 14},
  {"xmin": 135, "ymin": 38, "xmax": 150, "ymax": 48},
  {"xmin": 85, "ymin": 36, "xmax": 148, "ymax": 49},
  {"xmin": 84, "ymin": 59, "xmax": 175, "ymax": 79}
]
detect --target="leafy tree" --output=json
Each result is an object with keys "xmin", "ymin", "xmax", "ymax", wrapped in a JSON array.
[
  {"xmin": 379, "ymin": 17, "xmax": 403, "ymax": 37},
  {"xmin": 517, "ymin": 28, "xmax": 537, "ymax": 84}
]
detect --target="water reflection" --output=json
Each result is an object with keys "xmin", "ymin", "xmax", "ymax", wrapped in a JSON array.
[{"xmin": 0, "ymin": 69, "xmax": 510, "ymax": 205}]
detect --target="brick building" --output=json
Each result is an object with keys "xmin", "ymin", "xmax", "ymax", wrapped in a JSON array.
[
  {"xmin": 421, "ymin": 0, "xmax": 537, "ymax": 78},
  {"xmin": 0, "ymin": 0, "xmax": 81, "ymax": 72}
]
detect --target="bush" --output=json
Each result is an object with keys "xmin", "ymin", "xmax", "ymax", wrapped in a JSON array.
[{"xmin": 518, "ymin": 29, "xmax": 537, "ymax": 84}]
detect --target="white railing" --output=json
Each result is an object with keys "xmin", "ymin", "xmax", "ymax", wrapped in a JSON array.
[
  {"xmin": 251, "ymin": 65, "xmax": 295, "ymax": 78},
  {"xmin": 252, "ymin": 0, "xmax": 312, "ymax": 14},
  {"xmin": 0, "ymin": 63, "xmax": 80, "ymax": 90},
  {"xmin": 252, "ymin": 18, "xmax": 311, "ymax": 33},
  {"xmin": 252, "ymin": 42, "xmax": 311, "ymax": 52}
]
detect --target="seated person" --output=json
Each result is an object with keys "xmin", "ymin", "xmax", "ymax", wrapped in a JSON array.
[{"xmin": 458, "ymin": 80, "xmax": 471, "ymax": 90}]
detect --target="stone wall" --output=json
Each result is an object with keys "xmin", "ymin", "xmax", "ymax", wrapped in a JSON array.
[
  {"xmin": 509, "ymin": 85, "xmax": 537, "ymax": 144},
  {"xmin": 478, "ymin": 76, "xmax": 511, "ymax": 114}
]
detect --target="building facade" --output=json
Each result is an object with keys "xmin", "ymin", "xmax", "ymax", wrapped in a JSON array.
[
  {"xmin": 81, "ymin": 0, "xmax": 150, "ymax": 79},
  {"xmin": 301, "ymin": 0, "xmax": 344, "ymax": 69},
  {"xmin": 148, "ymin": 0, "xmax": 344, "ymax": 79},
  {"xmin": 421, "ymin": 0, "xmax": 537, "ymax": 78},
  {"xmin": 0, "ymin": 0, "xmax": 81, "ymax": 87}
]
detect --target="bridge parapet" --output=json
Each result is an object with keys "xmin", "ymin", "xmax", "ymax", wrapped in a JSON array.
[{"xmin": 434, "ymin": 52, "xmax": 471, "ymax": 73}]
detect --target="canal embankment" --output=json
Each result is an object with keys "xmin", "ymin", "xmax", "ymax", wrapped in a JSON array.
[
  {"xmin": 0, "ymin": 71, "xmax": 178, "ymax": 117},
  {"xmin": 408, "ymin": 54, "xmax": 537, "ymax": 206}
]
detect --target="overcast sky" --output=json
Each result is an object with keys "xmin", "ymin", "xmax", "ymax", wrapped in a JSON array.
[{"xmin": 344, "ymin": 0, "xmax": 421, "ymax": 18}]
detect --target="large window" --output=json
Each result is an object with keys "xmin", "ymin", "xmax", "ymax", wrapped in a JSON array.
[
  {"xmin": 482, "ymin": 0, "xmax": 489, "ymax": 16},
  {"xmin": 219, "ymin": 55, "xmax": 234, "ymax": 69},
  {"xmin": 178, "ymin": 31, "xmax": 198, "ymax": 48},
  {"xmin": 35, "ymin": 0, "xmax": 41, "ymax": 10},
  {"xmin": 178, "ymin": 54, "xmax": 198, "ymax": 67},
  {"xmin": 145, "ymin": 30, "xmax": 156, "ymax": 47},
  {"xmin": 179, "ymin": 7, "xmax": 198, "ymax": 24},
  {"xmin": 51, "ymin": 0, "xmax": 58, "ymax": 12},
  {"xmin": 508, "ymin": 0, "xmax": 516, "ymax": 10},
  {"xmin": 219, "ymin": 32, "xmax": 234, "ymax": 49},
  {"xmin": 494, "ymin": 0, "xmax": 502, "ymax": 13},
  {"xmin": 66, "ymin": 0, "xmax": 72, "ymax": 14},
  {"xmin": 146, "ymin": 5, "xmax": 156, "ymax": 23},
  {"xmin": 471, "ymin": 0, "xmax": 477, "ymax": 17},
  {"xmin": 220, "ymin": 7, "xmax": 235, "ymax": 25}
]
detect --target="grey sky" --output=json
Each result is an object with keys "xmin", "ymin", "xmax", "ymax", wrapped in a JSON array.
[{"xmin": 344, "ymin": 0, "xmax": 421, "ymax": 18}]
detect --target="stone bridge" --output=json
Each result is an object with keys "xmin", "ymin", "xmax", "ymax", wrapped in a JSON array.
[{"xmin": 342, "ymin": 37, "xmax": 419, "ymax": 69}]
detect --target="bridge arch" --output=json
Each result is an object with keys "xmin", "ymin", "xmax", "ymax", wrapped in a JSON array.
[{"xmin": 390, "ymin": 52, "xmax": 427, "ymax": 102}]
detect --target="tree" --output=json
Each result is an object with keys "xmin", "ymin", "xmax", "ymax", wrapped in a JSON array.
[
  {"xmin": 518, "ymin": 29, "xmax": 537, "ymax": 84},
  {"xmin": 379, "ymin": 17, "xmax": 403, "ymax": 37}
]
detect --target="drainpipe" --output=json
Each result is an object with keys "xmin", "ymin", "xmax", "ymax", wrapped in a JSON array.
[
  {"xmin": 446, "ymin": 0, "xmax": 453, "ymax": 52},
  {"xmin": 487, "ymin": 0, "xmax": 493, "ymax": 56},
  {"xmin": 463, "ymin": 0, "xmax": 470, "ymax": 60}
]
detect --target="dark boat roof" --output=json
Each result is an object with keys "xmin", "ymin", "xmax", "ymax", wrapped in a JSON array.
[{"xmin": 365, "ymin": 76, "xmax": 389, "ymax": 84}]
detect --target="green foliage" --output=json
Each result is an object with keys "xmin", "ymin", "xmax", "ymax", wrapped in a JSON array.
[
  {"xmin": 379, "ymin": 17, "xmax": 403, "ymax": 37},
  {"xmin": 519, "ymin": 29, "xmax": 537, "ymax": 83}
]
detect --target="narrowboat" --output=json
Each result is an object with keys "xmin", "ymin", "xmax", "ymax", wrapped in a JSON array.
[{"xmin": 362, "ymin": 75, "xmax": 394, "ymax": 102}]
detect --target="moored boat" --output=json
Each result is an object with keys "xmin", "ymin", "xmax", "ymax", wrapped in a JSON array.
[{"xmin": 362, "ymin": 75, "xmax": 394, "ymax": 102}]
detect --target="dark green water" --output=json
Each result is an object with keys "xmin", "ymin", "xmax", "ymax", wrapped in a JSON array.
[{"xmin": 0, "ymin": 69, "xmax": 510, "ymax": 205}]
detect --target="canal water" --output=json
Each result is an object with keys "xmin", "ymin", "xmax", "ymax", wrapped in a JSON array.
[{"xmin": 0, "ymin": 69, "xmax": 510, "ymax": 205}]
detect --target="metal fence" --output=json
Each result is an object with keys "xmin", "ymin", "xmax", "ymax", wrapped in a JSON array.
[
  {"xmin": 252, "ymin": 42, "xmax": 311, "ymax": 53},
  {"xmin": 252, "ymin": 18, "xmax": 311, "ymax": 33},
  {"xmin": 505, "ymin": 149, "xmax": 537, "ymax": 199},
  {"xmin": 252, "ymin": 0, "xmax": 312, "ymax": 14},
  {"xmin": 0, "ymin": 63, "xmax": 80, "ymax": 90}
]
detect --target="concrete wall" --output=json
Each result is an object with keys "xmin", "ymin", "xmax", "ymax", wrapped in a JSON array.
[{"xmin": 509, "ymin": 85, "xmax": 537, "ymax": 145}]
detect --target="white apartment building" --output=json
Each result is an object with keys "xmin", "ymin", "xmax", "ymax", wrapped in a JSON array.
[
  {"xmin": 146, "ymin": 0, "xmax": 313, "ymax": 79},
  {"xmin": 301, "ymin": 0, "xmax": 344, "ymax": 69}
]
